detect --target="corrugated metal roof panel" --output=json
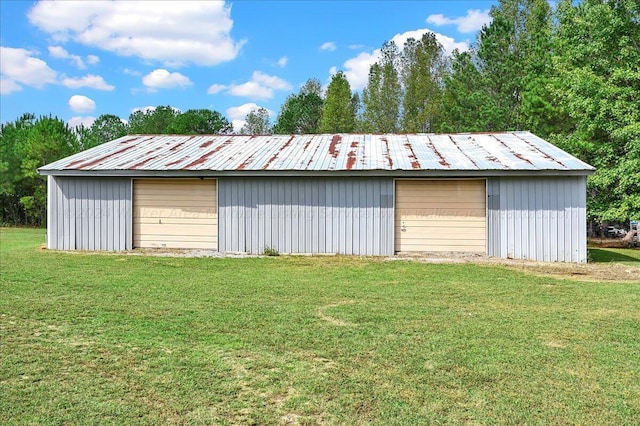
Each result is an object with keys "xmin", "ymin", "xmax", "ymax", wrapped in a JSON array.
[{"xmin": 39, "ymin": 132, "xmax": 595, "ymax": 173}]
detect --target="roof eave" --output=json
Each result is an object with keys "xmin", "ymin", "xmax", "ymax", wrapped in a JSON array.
[{"xmin": 38, "ymin": 168, "xmax": 595, "ymax": 178}]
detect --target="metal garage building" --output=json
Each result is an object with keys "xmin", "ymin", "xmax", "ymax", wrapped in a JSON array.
[{"xmin": 38, "ymin": 132, "xmax": 594, "ymax": 262}]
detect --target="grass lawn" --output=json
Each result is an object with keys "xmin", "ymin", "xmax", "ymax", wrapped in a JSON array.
[
  {"xmin": 589, "ymin": 247, "xmax": 640, "ymax": 265},
  {"xmin": 1, "ymin": 228, "xmax": 639, "ymax": 425}
]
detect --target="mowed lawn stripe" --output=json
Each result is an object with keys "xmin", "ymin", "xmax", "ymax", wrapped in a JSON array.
[{"xmin": 1, "ymin": 228, "xmax": 639, "ymax": 425}]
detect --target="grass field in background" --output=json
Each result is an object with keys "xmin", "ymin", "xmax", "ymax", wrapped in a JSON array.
[{"xmin": 1, "ymin": 228, "xmax": 639, "ymax": 424}]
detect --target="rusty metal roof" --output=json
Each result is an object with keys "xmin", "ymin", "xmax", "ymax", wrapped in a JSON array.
[{"xmin": 39, "ymin": 132, "xmax": 594, "ymax": 175}]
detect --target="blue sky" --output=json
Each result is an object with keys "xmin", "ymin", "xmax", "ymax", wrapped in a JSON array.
[{"xmin": 1, "ymin": 1, "xmax": 496, "ymax": 131}]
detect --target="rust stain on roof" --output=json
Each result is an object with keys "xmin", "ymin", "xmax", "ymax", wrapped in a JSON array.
[
  {"xmin": 262, "ymin": 135, "xmax": 294, "ymax": 170},
  {"xmin": 200, "ymin": 140, "xmax": 215, "ymax": 148},
  {"xmin": 75, "ymin": 145, "xmax": 136, "ymax": 169},
  {"xmin": 527, "ymin": 141, "xmax": 566, "ymax": 168},
  {"xmin": 165, "ymin": 157, "xmax": 188, "ymax": 167},
  {"xmin": 450, "ymin": 135, "xmax": 479, "ymax": 168},
  {"xmin": 426, "ymin": 139, "xmax": 451, "ymax": 167},
  {"xmin": 303, "ymin": 138, "xmax": 312, "ymax": 151},
  {"xmin": 513, "ymin": 152, "xmax": 533, "ymax": 165},
  {"xmin": 66, "ymin": 158, "xmax": 86, "ymax": 168},
  {"xmin": 237, "ymin": 155, "xmax": 255, "ymax": 170},
  {"xmin": 381, "ymin": 137, "xmax": 393, "ymax": 168},
  {"xmin": 185, "ymin": 149, "xmax": 217, "ymax": 168},
  {"xmin": 130, "ymin": 156, "xmax": 158, "ymax": 169},
  {"xmin": 169, "ymin": 141, "xmax": 186, "ymax": 151},
  {"xmin": 119, "ymin": 137, "xmax": 139, "ymax": 144},
  {"xmin": 403, "ymin": 139, "xmax": 421, "ymax": 169},
  {"xmin": 329, "ymin": 135, "xmax": 342, "ymax": 158}
]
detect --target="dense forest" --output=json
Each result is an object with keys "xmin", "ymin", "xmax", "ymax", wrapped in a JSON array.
[{"xmin": 1, "ymin": 0, "xmax": 638, "ymax": 228}]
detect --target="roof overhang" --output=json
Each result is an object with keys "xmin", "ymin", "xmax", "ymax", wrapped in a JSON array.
[{"xmin": 38, "ymin": 169, "xmax": 595, "ymax": 178}]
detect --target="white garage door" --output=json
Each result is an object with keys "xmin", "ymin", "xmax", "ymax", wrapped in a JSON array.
[
  {"xmin": 395, "ymin": 179, "xmax": 486, "ymax": 252},
  {"xmin": 133, "ymin": 179, "xmax": 217, "ymax": 249}
]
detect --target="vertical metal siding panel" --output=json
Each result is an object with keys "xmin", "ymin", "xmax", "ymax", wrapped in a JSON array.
[
  {"xmin": 578, "ymin": 177, "xmax": 587, "ymax": 263},
  {"xmin": 501, "ymin": 179, "xmax": 509, "ymax": 258},
  {"xmin": 283, "ymin": 180, "xmax": 292, "ymax": 253},
  {"xmin": 236, "ymin": 179, "xmax": 246, "ymax": 252},
  {"xmin": 572, "ymin": 177, "xmax": 582, "ymax": 262},
  {"xmin": 58, "ymin": 177, "xmax": 68, "ymax": 250},
  {"xmin": 79, "ymin": 180, "xmax": 87, "ymax": 249},
  {"xmin": 314, "ymin": 180, "xmax": 323, "ymax": 253},
  {"xmin": 68, "ymin": 179, "xmax": 76, "ymax": 250},
  {"xmin": 544, "ymin": 180, "xmax": 553, "ymax": 262},
  {"xmin": 507, "ymin": 179, "xmax": 516, "ymax": 259},
  {"xmin": 47, "ymin": 176, "xmax": 54, "ymax": 249},
  {"xmin": 58, "ymin": 177, "xmax": 65, "ymax": 250},
  {"xmin": 558, "ymin": 180, "xmax": 567, "ymax": 261},
  {"xmin": 94, "ymin": 181, "xmax": 102, "ymax": 250},
  {"xmin": 525, "ymin": 180, "xmax": 535, "ymax": 260},
  {"xmin": 48, "ymin": 178, "xmax": 130, "ymax": 251},
  {"xmin": 364, "ymin": 179, "xmax": 373, "ymax": 255},
  {"xmin": 216, "ymin": 177, "xmax": 393, "ymax": 256},
  {"xmin": 51, "ymin": 177, "xmax": 60, "ymax": 249},
  {"xmin": 101, "ymin": 181, "xmax": 114, "ymax": 251},
  {"xmin": 254, "ymin": 180, "xmax": 262, "ymax": 254},
  {"xmin": 337, "ymin": 180, "xmax": 345, "ymax": 254},
  {"xmin": 514, "ymin": 180, "xmax": 523, "ymax": 259},
  {"xmin": 347, "ymin": 181, "xmax": 355, "ymax": 255},
  {"xmin": 549, "ymin": 180, "xmax": 559, "ymax": 262},
  {"xmin": 535, "ymin": 180, "xmax": 544, "ymax": 261},
  {"xmin": 498, "ymin": 176, "xmax": 587, "ymax": 263},
  {"xmin": 88, "ymin": 181, "xmax": 96, "ymax": 250},
  {"xmin": 277, "ymin": 182, "xmax": 285, "ymax": 252},
  {"xmin": 325, "ymin": 182, "xmax": 333, "ymax": 253},
  {"xmin": 371, "ymin": 180, "xmax": 379, "ymax": 256}
]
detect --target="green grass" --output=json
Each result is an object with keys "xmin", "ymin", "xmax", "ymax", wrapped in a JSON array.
[
  {"xmin": 589, "ymin": 247, "xmax": 640, "ymax": 264},
  {"xmin": 1, "ymin": 228, "xmax": 639, "ymax": 425}
]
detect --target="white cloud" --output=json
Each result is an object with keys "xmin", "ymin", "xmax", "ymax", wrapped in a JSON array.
[
  {"xmin": 122, "ymin": 68, "xmax": 141, "ymax": 76},
  {"xmin": 28, "ymin": 0, "xmax": 246, "ymax": 66},
  {"xmin": 86, "ymin": 55, "xmax": 100, "ymax": 65},
  {"xmin": 62, "ymin": 74, "xmax": 115, "ymax": 91},
  {"xmin": 341, "ymin": 51, "xmax": 379, "ymax": 90},
  {"xmin": 212, "ymin": 71, "xmax": 292, "ymax": 100},
  {"xmin": 337, "ymin": 29, "xmax": 470, "ymax": 90},
  {"xmin": 226, "ymin": 102, "xmax": 273, "ymax": 132},
  {"xmin": 320, "ymin": 41, "xmax": 337, "ymax": 51},
  {"xmin": 0, "ymin": 77, "xmax": 23, "ymax": 94},
  {"xmin": 207, "ymin": 83, "xmax": 228, "ymax": 95},
  {"xmin": 426, "ymin": 9, "xmax": 492, "ymax": 33},
  {"xmin": 390, "ymin": 29, "xmax": 468, "ymax": 56},
  {"xmin": 67, "ymin": 116, "xmax": 96, "ymax": 129},
  {"xmin": 228, "ymin": 81, "xmax": 273, "ymax": 99},
  {"xmin": 142, "ymin": 69, "xmax": 192, "ymax": 92},
  {"xmin": 68, "ymin": 95, "xmax": 96, "ymax": 113},
  {"xmin": 48, "ymin": 45, "xmax": 86, "ymax": 69},
  {"xmin": 277, "ymin": 56, "xmax": 288, "ymax": 67},
  {"xmin": 0, "ymin": 46, "xmax": 57, "ymax": 92},
  {"xmin": 131, "ymin": 105, "xmax": 156, "ymax": 114}
]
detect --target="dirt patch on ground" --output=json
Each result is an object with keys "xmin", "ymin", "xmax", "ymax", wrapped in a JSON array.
[
  {"xmin": 53, "ymin": 247, "xmax": 639, "ymax": 282},
  {"xmin": 390, "ymin": 251, "xmax": 640, "ymax": 282}
]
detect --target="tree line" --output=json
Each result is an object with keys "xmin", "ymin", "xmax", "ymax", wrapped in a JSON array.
[{"xmin": 1, "ymin": 0, "xmax": 638, "ymax": 227}]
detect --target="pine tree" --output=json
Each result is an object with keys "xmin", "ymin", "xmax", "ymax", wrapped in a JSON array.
[
  {"xmin": 319, "ymin": 71, "xmax": 356, "ymax": 133},
  {"xmin": 273, "ymin": 79, "xmax": 324, "ymax": 134},
  {"xmin": 361, "ymin": 42, "xmax": 402, "ymax": 133},
  {"xmin": 400, "ymin": 33, "xmax": 446, "ymax": 133}
]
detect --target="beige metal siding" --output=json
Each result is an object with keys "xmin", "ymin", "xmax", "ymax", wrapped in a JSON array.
[
  {"xmin": 395, "ymin": 180, "xmax": 486, "ymax": 252},
  {"xmin": 133, "ymin": 179, "xmax": 217, "ymax": 249}
]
